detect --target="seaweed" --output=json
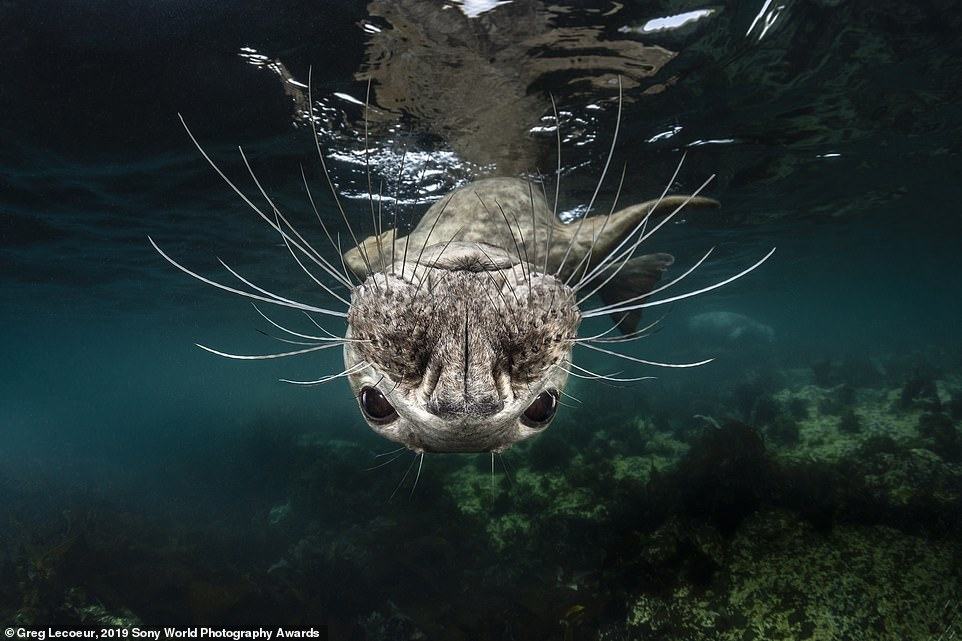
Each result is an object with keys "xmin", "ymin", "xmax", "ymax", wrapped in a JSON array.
[
  {"xmin": 948, "ymin": 391, "xmax": 962, "ymax": 421},
  {"xmin": 838, "ymin": 409, "xmax": 862, "ymax": 434},
  {"xmin": 667, "ymin": 421, "xmax": 771, "ymax": 535},
  {"xmin": 918, "ymin": 412, "xmax": 960, "ymax": 461},
  {"xmin": 765, "ymin": 415, "xmax": 800, "ymax": 446},
  {"xmin": 899, "ymin": 368, "xmax": 941, "ymax": 411},
  {"xmin": 751, "ymin": 395, "xmax": 781, "ymax": 426},
  {"xmin": 787, "ymin": 397, "xmax": 810, "ymax": 420}
]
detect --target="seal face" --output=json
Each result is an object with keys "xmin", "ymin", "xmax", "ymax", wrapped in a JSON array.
[{"xmin": 345, "ymin": 242, "xmax": 580, "ymax": 453}]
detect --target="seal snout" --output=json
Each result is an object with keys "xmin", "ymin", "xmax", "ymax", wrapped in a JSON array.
[{"xmin": 426, "ymin": 394, "xmax": 504, "ymax": 419}]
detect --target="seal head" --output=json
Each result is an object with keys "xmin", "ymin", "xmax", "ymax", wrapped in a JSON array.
[{"xmin": 345, "ymin": 241, "xmax": 580, "ymax": 453}]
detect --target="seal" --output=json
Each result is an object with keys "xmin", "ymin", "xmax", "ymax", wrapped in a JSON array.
[
  {"xmin": 150, "ymin": 88, "xmax": 775, "ymax": 457},
  {"xmin": 339, "ymin": 177, "xmax": 720, "ymax": 453}
]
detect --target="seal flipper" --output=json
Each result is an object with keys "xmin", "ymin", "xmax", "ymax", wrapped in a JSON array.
[{"xmin": 596, "ymin": 253, "xmax": 674, "ymax": 334}]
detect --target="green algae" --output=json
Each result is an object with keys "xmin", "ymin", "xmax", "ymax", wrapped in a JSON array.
[{"xmin": 628, "ymin": 511, "xmax": 961, "ymax": 641}]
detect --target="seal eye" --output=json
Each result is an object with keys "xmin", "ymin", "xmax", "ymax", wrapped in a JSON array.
[
  {"xmin": 360, "ymin": 386, "xmax": 398, "ymax": 424},
  {"xmin": 521, "ymin": 389, "xmax": 559, "ymax": 428}
]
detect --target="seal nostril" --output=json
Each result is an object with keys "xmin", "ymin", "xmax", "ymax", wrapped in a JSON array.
[{"xmin": 427, "ymin": 396, "xmax": 504, "ymax": 418}]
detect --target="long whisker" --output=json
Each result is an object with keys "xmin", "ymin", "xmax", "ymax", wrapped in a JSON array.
[
  {"xmin": 374, "ymin": 445, "xmax": 406, "ymax": 458},
  {"xmin": 572, "ymin": 314, "xmax": 635, "ymax": 342},
  {"xmin": 560, "ymin": 360, "xmax": 655, "ymax": 382},
  {"xmin": 527, "ymin": 180, "xmax": 538, "ymax": 275},
  {"xmin": 493, "ymin": 198, "xmax": 530, "ymax": 285},
  {"xmin": 578, "ymin": 315, "xmax": 665, "ymax": 344},
  {"xmin": 475, "ymin": 192, "xmax": 526, "ymax": 284},
  {"xmin": 251, "ymin": 303, "xmax": 348, "ymax": 342},
  {"xmin": 392, "ymin": 148, "xmax": 407, "ymax": 274},
  {"xmin": 363, "ymin": 77, "xmax": 386, "ymax": 272},
  {"xmin": 409, "ymin": 451, "xmax": 425, "ymax": 498},
  {"xmin": 565, "ymin": 163, "xmax": 627, "ymax": 287},
  {"xmin": 307, "ymin": 67, "xmax": 375, "ymax": 279},
  {"xmin": 175, "ymin": 114, "xmax": 355, "ymax": 296},
  {"xmin": 255, "ymin": 330, "xmax": 324, "ymax": 347},
  {"xmin": 299, "ymin": 164, "xmax": 356, "ymax": 287},
  {"xmin": 584, "ymin": 247, "xmax": 777, "ymax": 317},
  {"xmin": 474, "ymin": 243, "xmax": 521, "ymax": 306},
  {"xmin": 411, "ymin": 196, "xmax": 454, "ymax": 281},
  {"xmin": 238, "ymin": 146, "xmax": 353, "ymax": 295},
  {"xmin": 303, "ymin": 311, "xmax": 342, "ymax": 338},
  {"xmin": 279, "ymin": 360, "xmax": 369, "ymax": 385},
  {"xmin": 149, "ymin": 237, "xmax": 345, "ymax": 317},
  {"xmin": 576, "ymin": 172, "xmax": 714, "ymax": 294},
  {"xmin": 216, "ymin": 257, "xmax": 335, "ymax": 312},
  {"xmin": 413, "ymin": 224, "xmax": 467, "ymax": 298},
  {"xmin": 400, "ymin": 165, "xmax": 427, "ymax": 281},
  {"xmin": 272, "ymin": 209, "xmax": 353, "ymax": 306},
  {"xmin": 497, "ymin": 453, "xmax": 514, "ymax": 489},
  {"xmin": 555, "ymin": 76, "xmax": 622, "ymax": 278},
  {"xmin": 389, "ymin": 452, "xmax": 420, "ymax": 502},
  {"xmin": 364, "ymin": 451, "xmax": 404, "ymax": 472},
  {"xmin": 576, "ymin": 342, "xmax": 713, "ymax": 368},
  {"xmin": 546, "ymin": 94, "xmax": 561, "ymax": 274},
  {"xmin": 196, "ymin": 340, "xmax": 348, "ymax": 361},
  {"xmin": 579, "ymin": 246, "xmax": 715, "ymax": 309},
  {"xmin": 576, "ymin": 151, "xmax": 687, "ymax": 289}
]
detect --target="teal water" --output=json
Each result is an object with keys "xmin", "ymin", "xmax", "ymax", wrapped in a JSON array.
[{"xmin": 2, "ymin": 1, "xmax": 962, "ymax": 638}]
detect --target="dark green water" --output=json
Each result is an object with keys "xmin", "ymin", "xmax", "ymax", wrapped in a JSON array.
[{"xmin": 2, "ymin": 1, "xmax": 961, "ymax": 638}]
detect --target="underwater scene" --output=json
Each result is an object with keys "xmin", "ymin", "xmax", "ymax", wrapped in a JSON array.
[{"xmin": 3, "ymin": 0, "xmax": 962, "ymax": 638}]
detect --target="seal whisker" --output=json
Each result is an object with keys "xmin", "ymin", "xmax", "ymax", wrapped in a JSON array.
[
  {"xmin": 238, "ymin": 146, "xmax": 353, "ymax": 294},
  {"xmin": 474, "ymin": 193, "xmax": 528, "ymax": 285},
  {"xmin": 581, "ymin": 174, "xmax": 714, "ymax": 293},
  {"xmin": 299, "ymin": 164, "xmax": 357, "ymax": 287},
  {"xmin": 374, "ymin": 445, "xmax": 406, "ymax": 458},
  {"xmin": 279, "ymin": 360, "xmax": 370, "ymax": 385},
  {"xmin": 307, "ymin": 67, "xmax": 376, "ymax": 280},
  {"xmin": 577, "ymin": 342, "xmax": 713, "ymax": 368},
  {"xmin": 364, "ymin": 451, "xmax": 404, "ymax": 472},
  {"xmin": 583, "ymin": 247, "xmax": 777, "ymax": 317},
  {"xmin": 302, "ymin": 311, "xmax": 342, "ymax": 338},
  {"xmin": 497, "ymin": 453, "xmax": 514, "ymax": 489},
  {"xmin": 559, "ymin": 361, "xmax": 655, "ymax": 382},
  {"xmin": 546, "ymin": 93, "xmax": 562, "ymax": 274},
  {"xmin": 401, "ymin": 165, "xmax": 428, "ymax": 281},
  {"xmin": 576, "ymin": 151, "xmax": 687, "ymax": 288},
  {"xmin": 411, "ymin": 195, "xmax": 454, "ymax": 283},
  {"xmin": 391, "ymin": 148, "xmax": 408, "ymax": 274},
  {"xmin": 409, "ymin": 451, "xmax": 425, "ymax": 498},
  {"xmin": 175, "ymin": 115, "xmax": 354, "ymax": 295},
  {"xmin": 252, "ymin": 304, "xmax": 349, "ymax": 342},
  {"xmin": 272, "ymin": 209, "xmax": 353, "ymax": 306},
  {"xmin": 577, "ymin": 315, "xmax": 664, "ymax": 344},
  {"xmin": 217, "ymin": 256, "xmax": 346, "ymax": 314},
  {"xmin": 495, "ymin": 199, "xmax": 533, "ymax": 291},
  {"xmin": 149, "ymin": 237, "xmax": 346, "ymax": 317},
  {"xmin": 576, "ymin": 171, "xmax": 713, "ymax": 294},
  {"xmin": 565, "ymin": 163, "xmax": 627, "ymax": 287},
  {"xmin": 579, "ymin": 246, "xmax": 715, "ymax": 309},
  {"xmin": 527, "ymin": 180, "xmax": 538, "ymax": 275},
  {"xmin": 555, "ymin": 76, "xmax": 622, "ymax": 278},
  {"xmin": 413, "ymin": 223, "xmax": 467, "ymax": 298},
  {"xmin": 363, "ymin": 77, "xmax": 386, "ymax": 272},
  {"xmin": 255, "ymin": 329, "xmax": 331, "ymax": 347},
  {"xmin": 389, "ymin": 452, "xmax": 420, "ymax": 502},
  {"xmin": 196, "ymin": 341, "xmax": 349, "ymax": 361},
  {"xmin": 474, "ymin": 243, "xmax": 522, "ymax": 306}
]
